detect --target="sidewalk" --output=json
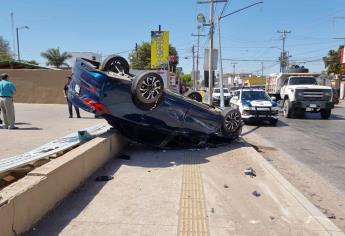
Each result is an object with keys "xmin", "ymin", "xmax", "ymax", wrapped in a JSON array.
[
  {"xmin": 25, "ymin": 141, "xmax": 344, "ymax": 236},
  {"xmin": 0, "ymin": 103, "xmax": 105, "ymax": 160}
]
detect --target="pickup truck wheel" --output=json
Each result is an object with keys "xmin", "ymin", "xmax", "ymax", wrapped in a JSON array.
[
  {"xmin": 222, "ymin": 109, "xmax": 242, "ymax": 136},
  {"xmin": 320, "ymin": 109, "xmax": 331, "ymax": 119},
  {"xmin": 283, "ymin": 99, "xmax": 293, "ymax": 118},
  {"xmin": 270, "ymin": 118, "xmax": 278, "ymax": 125},
  {"xmin": 131, "ymin": 72, "xmax": 164, "ymax": 110},
  {"xmin": 101, "ymin": 55, "xmax": 130, "ymax": 74}
]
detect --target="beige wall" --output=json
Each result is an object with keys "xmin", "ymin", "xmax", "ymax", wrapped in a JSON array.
[{"xmin": 0, "ymin": 69, "xmax": 71, "ymax": 104}]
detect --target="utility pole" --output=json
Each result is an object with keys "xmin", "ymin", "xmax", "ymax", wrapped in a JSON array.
[
  {"xmin": 198, "ymin": 0, "xmax": 226, "ymax": 105},
  {"xmin": 261, "ymin": 61, "xmax": 264, "ymax": 77},
  {"xmin": 277, "ymin": 30, "xmax": 291, "ymax": 72},
  {"xmin": 192, "ymin": 26, "xmax": 206, "ymax": 89},
  {"xmin": 231, "ymin": 62, "xmax": 237, "ymax": 86},
  {"xmin": 192, "ymin": 45, "xmax": 196, "ymax": 90}
]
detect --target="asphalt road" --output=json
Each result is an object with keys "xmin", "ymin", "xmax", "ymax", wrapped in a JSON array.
[{"xmin": 243, "ymin": 101, "xmax": 345, "ymax": 195}]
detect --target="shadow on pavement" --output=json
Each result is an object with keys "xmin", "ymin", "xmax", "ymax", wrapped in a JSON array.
[
  {"xmin": 291, "ymin": 113, "xmax": 345, "ymax": 121},
  {"xmin": 24, "ymin": 140, "xmax": 245, "ymax": 236}
]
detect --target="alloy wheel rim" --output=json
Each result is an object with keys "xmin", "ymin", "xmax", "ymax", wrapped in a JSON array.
[
  {"xmin": 139, "ymin": 76, "xmax": 162, "ymax": 100},
  {"xmin": 225, "ymin": 112, "xmax": 241, "ymax": 131}
]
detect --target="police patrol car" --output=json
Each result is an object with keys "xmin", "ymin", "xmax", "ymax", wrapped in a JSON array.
[{"xmin": 230, "ymin": 88, "xmax": 279, "ymax": 125}]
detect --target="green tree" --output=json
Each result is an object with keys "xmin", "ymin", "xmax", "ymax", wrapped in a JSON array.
[
  {"xmin": 323, "ymin": 45, "xmax": 345, "ymax": 74},
  {"xmin": 180, "ymin": 73, "xmax": 192, "ymax": 87},
  {"xmin": 0, "ymin": 36, "xmax": 12, "ymax": 61},
  {"xmin": 41, "ymin": 48, "xmax": 71, "ymax": 68},
  {"xmin": 128, "ymin": 41, "xmax": 179, "ymax": 69}
]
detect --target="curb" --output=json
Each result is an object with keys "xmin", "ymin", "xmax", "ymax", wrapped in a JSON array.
[
  {"xmin": 242, "ymin": 137, "xmax": 345, "ymax": 235},
  {"xmin": 0, "ymin": 131, "xmax": 126, "ymax": 236}
]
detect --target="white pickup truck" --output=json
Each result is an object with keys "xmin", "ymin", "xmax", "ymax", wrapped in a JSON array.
[{"xmin": 266, "ymin": 73, "xmax": 334, "ymax": 119}]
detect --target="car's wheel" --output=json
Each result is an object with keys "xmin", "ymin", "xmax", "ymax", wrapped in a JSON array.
[
  {"xmin": 283, "ymin": 98, "xmax": 293, "ymax": 118},
  {"xmin": 270, "ymin": 118, "xmax": 278, "ymax": 126},
  {"xmin": 101, "ymin": 55, "xmax": 130, "ymax": 74},
  {"xmin": 131, "ymin": 72, "xmax": 164, "ymax": 110},
  {"xmin": 320, "ymin": 109, "xmax": 331, "ymax": 119},
  {"xmin": 187, "ymin": 91, "xmax": 202, "ymax": 102},
  {"xmin": 221, "ymin": 109, "xmax": 242, "ymax": 136}
]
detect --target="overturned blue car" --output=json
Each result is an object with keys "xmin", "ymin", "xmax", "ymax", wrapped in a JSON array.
[{"xmin": 68, "ymin": 55, "xmax": 243, "ymax": 148}]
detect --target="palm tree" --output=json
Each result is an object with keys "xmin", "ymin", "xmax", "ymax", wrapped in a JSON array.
[{"xmin": 41, "ymin": 48, "xmax": 71, "ymax": 68}]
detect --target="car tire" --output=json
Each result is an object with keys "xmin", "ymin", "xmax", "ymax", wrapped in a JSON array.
[
  {"xmin": 131, "ymin": 71, "xmax": 164, "ymax": 110},
  {"xmin": 283, "ymin": 98, "xmax": 293, "ymax": 118},
  {"xmin": 270, "ymin": 118, "xmax": 278, "ymax": 126},
  {"xmin": 187, "ymin": 92, "xmax": 202, "ymax": 102},
  {"xmin": 320, "ymin": 109, "xmax": 331, "ymax": 119},
  {"xmin": 221, "ymin": 109, "xmax": 242, "ymax": 137},
  {"xmin": 101, "ymin": 55, "xmax": 130, "ymax": 74}
]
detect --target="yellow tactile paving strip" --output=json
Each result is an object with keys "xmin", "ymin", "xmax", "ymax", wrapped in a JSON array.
[{"xmin": 178, "ymin": 151, "xmax": 209, "ymax": 236}]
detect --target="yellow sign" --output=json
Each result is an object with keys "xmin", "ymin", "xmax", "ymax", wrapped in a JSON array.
[{"xmin": 151, "ymin": 31, "xmax": 169, "ymax": 68}]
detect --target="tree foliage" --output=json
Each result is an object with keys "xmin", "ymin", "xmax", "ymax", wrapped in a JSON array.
[
  {"xmin": 128, "ymin": 41, "xmax": 179, "ymax": 69},
  {"xmin": 323, "ymin": 46, "xmax": 345, "ymax": 75},
  {"xmin": 41, "ymin": 48, "xmax": 71, "ymax": 68},
  {"xmin": 0, "ymin": 36, "xmax": 12, "ymax": 61},
  {"xmin": 180, "ymin": 73, "xmax": 192, "ymax": 87}
]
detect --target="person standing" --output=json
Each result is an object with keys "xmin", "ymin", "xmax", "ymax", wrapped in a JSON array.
[
  {"xmin": 0, "ymin": 73, "xmax": 17, "ymax": 129},
  {"xmin": 63, "ymin": 76, "xmax": 80, "ymax": 118}
]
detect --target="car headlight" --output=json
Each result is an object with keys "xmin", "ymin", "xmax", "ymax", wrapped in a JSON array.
[
  {"xmin": 297, "ymin": 91, "xmax": 303, "ymax": 97},
  {"xmin": 243, "ymin": 105, "xmax": 251, "ymax": 110},
  {"xmin": 324, "ymin": 91, "xmax": 331, "ymax": 96}
]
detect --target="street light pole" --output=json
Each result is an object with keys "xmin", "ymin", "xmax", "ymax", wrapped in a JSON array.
[
  {"xmin": 217, "ymin": 16, "xmax": 225, "ymax": 108},
  {"xmin": 217, "ymin": 1, "xmax": 263, "ymax": 108},
  {"xmin": 16, "ymin": 25, "xmax": 29, "ymax": 61}
]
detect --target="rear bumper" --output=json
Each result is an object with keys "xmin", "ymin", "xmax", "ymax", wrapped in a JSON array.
[{"xmin": 291, "ymin": 101, "xmax": 334, "ymax": 109}]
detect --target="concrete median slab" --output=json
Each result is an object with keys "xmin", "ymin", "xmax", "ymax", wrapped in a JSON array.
[
  {"xmin": 21, "ymin": 141, "xmax": 344, "ymax": 236},
  {"xmin": 0, "ymin": 132, "xmax": 126, "ymax": 236}
]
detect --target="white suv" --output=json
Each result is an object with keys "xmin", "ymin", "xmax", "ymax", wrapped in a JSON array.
[
  {"xmin": 230, "ymin": 88, "xmax": 279, "ymax": 125},
  {"xmin": 212, "ymin": 87, "xmax": 231, "ymax": 106}
]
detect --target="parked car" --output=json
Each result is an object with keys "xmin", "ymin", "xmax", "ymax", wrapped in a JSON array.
[
  {"xmin": 68, "ymin": 55, "xmax": 243, "ymax": 148},
  {"xmin": 230, "ymin": 88, "xmax": 279, "ymax": 125},
  {"xmin": 212, "ymin": 87, "xmax": 231, "ymax": 106}
]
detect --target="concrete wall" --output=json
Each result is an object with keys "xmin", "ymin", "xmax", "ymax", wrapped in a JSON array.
[
  {"xmin": 0, "ymin": 132, "xmax": 126, "ymax": 236},
  {"xmin": 0, "ymin": 69, "xmax": 71, "ymax": 104}
]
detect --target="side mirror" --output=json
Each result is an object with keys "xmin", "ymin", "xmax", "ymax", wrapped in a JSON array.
[{"xmin": 271, "ymin": 96, "xmax": 276, "ymax": 101}]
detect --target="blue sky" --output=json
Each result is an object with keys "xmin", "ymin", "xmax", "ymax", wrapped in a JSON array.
[{"xmin": 1, "ymin": 0, "xmax": 345, "ymax": 75}]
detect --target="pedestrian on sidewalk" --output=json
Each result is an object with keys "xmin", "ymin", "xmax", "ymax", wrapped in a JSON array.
[
  {"xmin": 0, "ymin": 75, "xmax": 2, "ymax": 125},
  {"xmin": 63, "ymin": 75, "xmax": 81, "ymax": 118},
  {"xmin": 0, "ymin": 73, "xmax": 17, "ymax": 129}
]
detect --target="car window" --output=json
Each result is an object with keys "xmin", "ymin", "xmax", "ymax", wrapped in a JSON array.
[
  {"xmin": 223, "ymin": 88, "xmax": 229, "ymax": 93},
  {"xmin": 289, "ymin": 77, "xmax": 317, "ymax": 85},
  {"xmin": 241, "ymin": 90, "xmax": 271, "ymax": 101},
  {"xmin": 214, "ymin": 89, "xmax": 220, "ymax": 93}
]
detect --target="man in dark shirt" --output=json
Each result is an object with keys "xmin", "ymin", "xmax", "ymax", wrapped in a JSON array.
[{"xmin": 63, "ymin": 76, "xmax": 81, "ymax": 118}]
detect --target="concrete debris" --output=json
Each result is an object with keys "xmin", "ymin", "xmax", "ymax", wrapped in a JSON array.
[
  {"xmin": 224, "ymin": 184, "xmax": 229, "ymax": 188},
  {"xmin": 95, "ymin": 175, "xmax": 114, "ymax": 182},
  {"xmin": 252, "ymin": 190, "xmax": 261, "ymax": 197},
  {"xmin": 244, "ymin": 167, "xmax": 257, "ymax": 177},
  {"xmin": 78, "ymin": 130, "xmax": 93, "ymax": 142}
]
